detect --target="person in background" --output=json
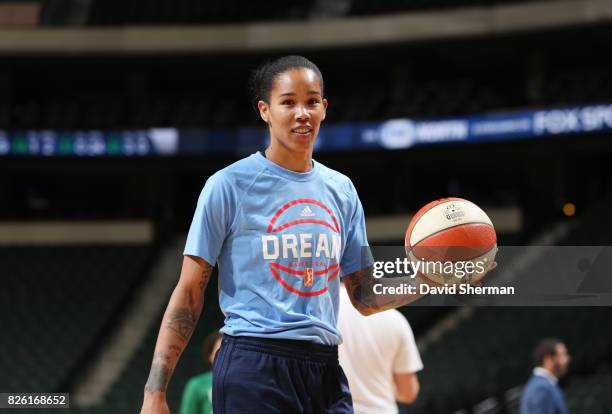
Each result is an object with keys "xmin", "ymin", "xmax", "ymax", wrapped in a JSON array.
[
  {"xmin": 179, "ymin": 332, "xmax": 222, "ymax": 414},
  {"xmin": 520, "ymin": 338, "xmax": 571, "ymax": 414},
  {"xmin": 337, "ymin": 281, "xmax": 423, "ymax": 414}
]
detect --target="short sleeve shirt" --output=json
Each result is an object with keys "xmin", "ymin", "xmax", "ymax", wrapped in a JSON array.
[
  {"xmin": 338, "ymin": 286, "xmax": 423, "ymax": 414},
  {"xmin": 184, "ymin": 152, "xmax": 372, "ymax": 345}
]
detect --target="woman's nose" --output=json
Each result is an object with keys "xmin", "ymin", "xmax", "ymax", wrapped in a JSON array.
[{"xmin": 295, "ymin": 105, "xmax": 310, "ymax": 120}]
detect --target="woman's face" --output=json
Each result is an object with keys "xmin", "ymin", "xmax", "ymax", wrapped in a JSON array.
[{"xmin": 258, "ymin": 68, "xmax": 328, "ymax": 154}]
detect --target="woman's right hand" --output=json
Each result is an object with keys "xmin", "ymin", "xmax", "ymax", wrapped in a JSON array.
[{"xmin": 140, "ymin": 391, "xmax": 170, "ymax": 414}]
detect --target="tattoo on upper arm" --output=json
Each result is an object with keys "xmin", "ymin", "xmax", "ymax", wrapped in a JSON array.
[
  {"xmin": 199, "ymin": 263, "xmax": 213, "ymax": 292},
  {"xmin": 166, "ymin": 308, "xmax": 197, "ymax": 342}
]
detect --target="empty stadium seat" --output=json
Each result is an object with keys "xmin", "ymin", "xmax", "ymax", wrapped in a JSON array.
[{"xmin": 0, "ymin": 245, "xmax": 153, "ymax": 394}]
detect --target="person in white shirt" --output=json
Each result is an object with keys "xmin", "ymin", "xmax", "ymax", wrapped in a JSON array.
[{"xmin": 338, "ymin": 283, "xmax": 423, "ymax": 414}]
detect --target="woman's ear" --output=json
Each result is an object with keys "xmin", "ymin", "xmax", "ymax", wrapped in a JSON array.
[
  {"xmin": 321, "ymin": 98, "xmax": 328, "ymax": 121},
  {"xmin": 257, "ymin": 100, "xmax": 269, "ymax": 123}
]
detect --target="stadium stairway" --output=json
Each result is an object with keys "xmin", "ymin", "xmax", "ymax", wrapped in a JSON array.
[
  {"xmin": 71, "ymin": 237, "xmax": 187, "ymax": 407},
  {"xmin": 61, "ymin": 237, "xmax": 225, "ymax": 414}
]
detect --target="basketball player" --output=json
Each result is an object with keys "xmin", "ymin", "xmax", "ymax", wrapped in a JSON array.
[{"xmin": 139, "ymin": 55, "xmax": 490, "ymax": 414}]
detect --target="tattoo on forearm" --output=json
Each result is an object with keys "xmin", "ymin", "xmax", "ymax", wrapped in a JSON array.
[
  {"xmin": 199, "ymin": 263, "xmax": 213, "ymax": 292},
  {"xmin": 154, "ymin": 350, "xmax": 171, "ymax": 364},
  {"xmin": 344, "ymin": 267, "xmax": 375, "ymax": 310},
  {"xmin": 345, "ymin": 267, "xmax": 423, "ymax": 315},
  {"xmin": 145, "ymin": 363, "xmax": 171, "ymax": 392},
  {"xmin": 169, "ymin": 344, "xmax": 182, "ymax": 358},
  {"xmin": 166, "ymin": 308, "xmax": 197, "ymax": 342},
  {"xmin": 144, "ymin": 261, "xmax": 212, "ymax": 393},
  {"xmin": 144, "ymin": 347, "xmax": 183, "ymax": 392}
]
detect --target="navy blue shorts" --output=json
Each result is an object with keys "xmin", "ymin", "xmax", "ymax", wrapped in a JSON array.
[{"xmin": 212, "ymin": 334, "xmax": 353, "ymax": 414}]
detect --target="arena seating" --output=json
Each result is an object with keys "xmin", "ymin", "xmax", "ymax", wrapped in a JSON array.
[
  {"xmin": 348, "ymin": 0, "xmax": 533, "ymax": 16},
  {"xmin": 538, "ymin": 67, "xmax": 612, "ymax": 108},
  {"xmin": 8, "ymin": 61, "xmax": 612, "ymax": 130},
  {"xmin": 401, "ymin": 198, "xmax": 612, "ymax": 414},
  {"xmin": 400, "ymin": 307, "xmax": 612, "ymax": 414},
  {"xmin": 69, "ymin": 272, "xmax": 225, "ymax": 414},
  {"xmin": 564, "ymin": 365, "xmax": 612, "ymax": 413},
  {"xmin": 0, "ymin": 245, "xmax": 153, "ymax": 395},
  {"xmin": 86, "ymin": 0, "xmax": 536, "ymax": 25},
  {"xmin": 88, "ymin": 0, "xmax": 314, "ymax": 25},
  {"xmin": 505, "ymin": 364, "xmax": 612, "ymax": 414}
]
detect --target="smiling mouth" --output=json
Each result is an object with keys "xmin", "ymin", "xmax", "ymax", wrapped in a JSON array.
[{"xmin": 291, "ymin": 127, "xmax": 312, "ymax": 135}]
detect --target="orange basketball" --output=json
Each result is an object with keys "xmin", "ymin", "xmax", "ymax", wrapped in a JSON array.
[{"xmin": 405, "ymin": 197, "xmax": 497, "ymax": 285}]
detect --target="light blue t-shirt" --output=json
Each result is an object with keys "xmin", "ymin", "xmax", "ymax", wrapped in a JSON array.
[{"xmin": 184, "ymin": 152, "xmax": 371, "ymax": 345}]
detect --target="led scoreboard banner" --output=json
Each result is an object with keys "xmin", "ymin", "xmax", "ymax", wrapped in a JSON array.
[
  {"xmin": 0, "ymin": 129, "xmax": 179, "ymax": 156},
  {"xmin": 1, "ymin": 104, "xmax": 612, "ymax": 156}
]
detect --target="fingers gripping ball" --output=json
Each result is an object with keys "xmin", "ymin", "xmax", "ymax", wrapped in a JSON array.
[{"xmin": 405, "ymin": 197, "xmax": 497, "ymax": 286}]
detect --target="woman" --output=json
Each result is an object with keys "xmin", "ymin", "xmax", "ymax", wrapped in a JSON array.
[{"xmin": 140, "ymin": 55, "xmax": 421, "ymax": 414}]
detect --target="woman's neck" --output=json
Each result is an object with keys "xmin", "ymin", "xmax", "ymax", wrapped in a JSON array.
[{"xmin": 265, "ymin": 145, "xmax": 313, "ymax": 173}]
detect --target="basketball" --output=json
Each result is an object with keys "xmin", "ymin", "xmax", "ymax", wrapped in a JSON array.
[{"xmin": 405, "ymin": 197, "xmax": 497, "ymax": 285}]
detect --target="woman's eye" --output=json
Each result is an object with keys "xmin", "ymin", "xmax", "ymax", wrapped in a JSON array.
[
  {"xmin": 282, "ymin": 100, "xmax": 294, "ymax": 105},
  {"xmin": 309, "ymin": 99, "xmax": 319, "ymax": 105}
]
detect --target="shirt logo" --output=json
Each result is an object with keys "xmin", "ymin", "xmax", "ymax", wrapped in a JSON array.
[
  {"xmin": 262, "ymin": 198, "xmax": 341, "ymax": 297},
  {"xmin": 300, "ymin": 206, "xmax": 315, "ymax": 217},
  {"xmin": 304, "ymin": 268, "xmax": 313, "ymax": 287}
]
